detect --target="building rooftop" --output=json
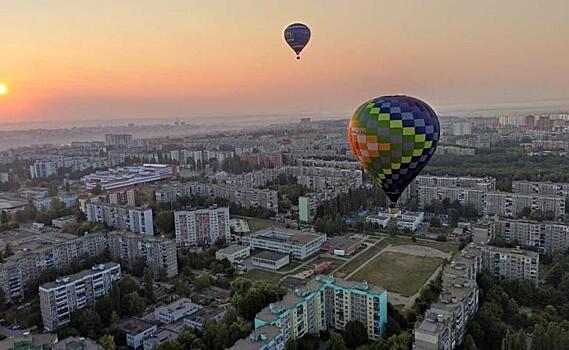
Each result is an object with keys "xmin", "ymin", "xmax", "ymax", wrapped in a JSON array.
[
  {"xmin": 40, "ymin": 262, "xmax": 120, "ymax": 290},
  {"xmin": 154, "ymin": 298, "xmax": 202, "ymax": 317},
  {"xmin": 217, "ymin": 244, "xmax": 250, "ymax": 255},
  {"xmin": 52, "ymin": 337, "xmax": 101, "ymax": 350},
  {"xmin": 229, "ymin": 325, "xmax": 282, "ymax": 350},
  {"xmin": 252, "ymin": 250, "xmax": 289, "ymax": 261},
  {"xmin": 0, "ymin": 334, "xmax": 58, "ymax": 350},
  {"xmin": 120, "ymin": 317, "xmax": 157, "ymax": 335},
  {"xmin": 142, "ymin": 328, "xmax": 179, "ymax": 348},
  {"xmin": 485, "ymin": 245, "xmax": 540, "ymax": 257},
  {"xmin": 322, "ymin": 237, "xmax": 361, "ymax": 251},
  {"xmin": 249, "ymin": 227, "xmax": 325, "ymax": 245}
]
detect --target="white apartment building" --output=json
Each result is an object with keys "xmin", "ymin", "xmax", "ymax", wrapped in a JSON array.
[
  {"xmin": 39, "ymin": 263, "xmax": 122, "ymax": 331},
  {"xmin": 30, "ymin": 161, "xmax": 58, "ymax": 179},
  {"xmin": 174, "ymin": 206, "xmax": 230, "ymax": 247},
  {"xmin": 481, "ymin": 246, "xmax": 539, "ymax": 285},
  {"xmin": 492, "ymin": 218, "xmax": 569, "ymax": 254},
  {"xmin": 85, "ymin": 202, "xmax": 154, "ymax": 235}
]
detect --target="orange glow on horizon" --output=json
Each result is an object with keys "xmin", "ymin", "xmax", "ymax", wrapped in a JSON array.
[{"xmin": 0, "ymin": 84, "xmax": 7, "ymax": 96}]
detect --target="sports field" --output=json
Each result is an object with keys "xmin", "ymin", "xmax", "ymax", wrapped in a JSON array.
[{"xmin": 349, "ymin": 251, "xmax": 442, "ymax": 297}]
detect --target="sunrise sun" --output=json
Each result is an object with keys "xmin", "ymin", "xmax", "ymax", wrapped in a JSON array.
[{"xmin": 0, "ymin": 84, "xmax": 8, "ymax": 96}]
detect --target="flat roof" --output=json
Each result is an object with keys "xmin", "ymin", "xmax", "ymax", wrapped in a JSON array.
[
  {"xmin": 486, "ymin": 245, "xmax": 540, "ymax": 257},
  {"xmin": 217, "ymin": 244, "xmax": 250, "ymax": 255},
  {"xmin": 323, "ymin": 237, "xmax": 361, "ymax": 250},
  {"xmin": 40, "ymin": 262, "xmax": 120, "ymax": 289},
  {"xmin": 253, "ymin": 250, "xmax": 288, "ymax": 261},
  {"xmin": 249, "ymin": 227, "xmax": 325, "ymax": 245},
  {"xmin": 229, "ymin": 325, "xmax": 281, "ymax": 350},
  {"xmin": 120, "ymin": 317, "xmax": 157, "ymax": 334}
]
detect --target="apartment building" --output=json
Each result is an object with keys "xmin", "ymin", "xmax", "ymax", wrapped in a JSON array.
[
  {"xmin": 156, "ymin": 183, "xmax": 278, "ymax": 213},
  {"xmin": 0, "ymin": 231, "xmax": 108, "ymax": 303},
  {"xmin": 512, "ymin": 180, "xmax": 569, "ymax": 197},
  {"xmin": 417, "ymin": 185, "xmax": 565, "ymax": 218},
  {"xmin": 95, "ymin": 187, "xmax": 139, "ymax": 207},
  {"xmin": 241, "ymin": 227, "xmax": 326, "ymax": 260},
  {"xmin": 246, "ymin": 275, "xmax": 387, "ymax": 347},
  {"xmin": 492, "ymin": 218, "xmax": 569, "ymax": 254},
  {"xmin": 82, "ymin": 164, "xmax": 175, "ymax": 191},
  {"xmin": 39, "ymin": 263, "xmax": 122, "ymax": 331},
  {"xmin": 85, "ymin": 202, "xmax": 154, "ymax": 235},
  {"xmin": 104, "ymin": 133, "xmax": 132, "ymax": 148},
  {"xmin": 414, "ymin": 244, "xmax": 482, "ymax": 350},
  {"xmin": 481, "ymin": 246, "xmax": 539, "ymax": 284},
  {"xmin": 484, "ymin": 192, "xmax": 565, "ymax": 218},
  {"xmin": 107, "ymin": 232, "xmax": 178, "ymax": 279},
  {"xmin": 29, "ymin": 161, "xmax": 58, "ymax": 179},
  {"xmin": 174, "ymin": 206, "xmax": 230, "ymax": 247}
]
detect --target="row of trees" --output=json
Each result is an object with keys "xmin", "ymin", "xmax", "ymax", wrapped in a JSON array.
[{"xmin": 463, "ymin": 250, "xmax": 569, "ymax": 349}]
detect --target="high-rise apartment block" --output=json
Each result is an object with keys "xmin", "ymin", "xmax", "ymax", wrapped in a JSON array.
[
  {"xmin": 29, "ymin": 161, "xmax": 58, "ymax": 179},
  {"xmin": 85, "ymin": 202, "xmax": 154, "ymax": 235},
  {"xmin": 492, "ymin": 218, "xmax": 569, "ymax": 254},
  {"xmin": 481, "ymin": 246, "xmax": 539, "ymax": 285},
  {"xmin": 414, "ymin": 244, "xmax": 482, "ymax": 350},
  {"xmin": 174, "ymin": 207, "xmax": 230, "ymax": 247},
  {"xmin": 230, "ymin": 275, "xmax": 387, "ymax": 349},
  {"xmin": 39, "ymin": 263, "xmax": 122, "ymax": 331},
  {"xmin": 107, "ymin": 232, "xmax": 178, "ymax": 279}
]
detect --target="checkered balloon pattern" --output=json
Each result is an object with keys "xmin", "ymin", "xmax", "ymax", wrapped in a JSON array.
[{"xmin": 348, "ymin": 95, "xmax": 440, "ymax": 203}]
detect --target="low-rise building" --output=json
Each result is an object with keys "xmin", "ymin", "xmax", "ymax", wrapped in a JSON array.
[
  {"xmin": 52, "ymin": 337, "xmax": 101, "ymax": 350},
  {"xmin": 51, "ymin": 215, "xmax": 77, "ymax": 229},
  {"xmin": 242, "ymin": 227, "xmax": 326, "ymax": 260},
  {"xmin": 184, "ymin": 307, "xmax": 226, "ymax": 331},
  {"xmin": 153, "ymin": 298, "xmax": 203, "ymax": 324},
  {"xmin": 251, "ymin": 251, "xmax": 290, "ymax": 270},
  {"xmin": 142, "ymin": 328, "xmax": 179, "ymax": 350},
  {"xmin": 366, "ymin": 211, "xmax": 424, "ymax": 231},
  {"xmin": 215, "ymin": 244, "xmax": 251, "ymax": 263},
  {"xmin": 120, "ymin": 318, "xmax": 158, "ymax": 350},
  {"xmin": 321, "ymin": 237, "xmax": 363, "ymax": 256}
]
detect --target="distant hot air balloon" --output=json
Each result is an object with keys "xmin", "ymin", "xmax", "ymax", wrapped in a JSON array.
[
  {"xmin": 348, "ymin": 96, "xmax": 440, "ymax": 210},
  {"xmin": 284, "ymin": 23, "xmax": 311, "ymax": 60}
]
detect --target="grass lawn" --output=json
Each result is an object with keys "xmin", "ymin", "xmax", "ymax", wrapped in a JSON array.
[
  {"xmin": 335, "ymin": 238, "xmax": 391, "ymax": 276},
  {"xmin": 379, "ymin": 235, "xmax": 459, "ymax": 253},
  {"xmin": 236, "ymin": 216, "xmax": 281, "ymax": 233},
  {"xmin": 243, "ymin": 269, "xmax": 282, "ymax": 283},
  {"xmin": 278, "ymin": 260, "xmax": 302, "ymax": 272},
  {"xmin": 350, "ymin": 251, "xmax": 442, "ymax": 297},
  {"xmin": 312, "ymin": 257, "xmax": 345, "ymax": 271}
]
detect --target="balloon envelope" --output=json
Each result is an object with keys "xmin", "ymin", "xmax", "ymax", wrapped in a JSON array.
[
  {"xmin": 284, "ymin": 23, "xmax": 311, "ymax": 59},
  {"xmin": 348, "ymin": 95, "xmax": 440, "ymax": 203}
]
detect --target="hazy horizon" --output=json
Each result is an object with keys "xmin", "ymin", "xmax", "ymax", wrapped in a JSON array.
[{"xmin": 1, "ymin": 0, "xmax": 568, "ymax": 125}]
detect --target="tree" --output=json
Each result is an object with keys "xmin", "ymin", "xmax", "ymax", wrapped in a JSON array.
[
  {"xmin": 0, "ymin": 211, "xmax": 9, "ymax": 225},
  {"xmin": 344, "ymin": 320, "xmax": 368, "ymax": 349},
  {"xmin": 155, "ymin": 210, "xmax": 175, "ymax": 234},
  {"xmin": 143, "ymin": 267, "xmax": 155, "ymax": 302},
  {"xmin": 4, "ymin": 243, "xmax": 13, "ymax": 257},
  {"xmin": 47, "ymin": 182, "xmax": 58, "ymax": 196},
  {"xmin": 122, "ymin": 292, "xmax": 146, "ymax": 316},
  {"xmin": 327, "ymin": 333, "xmax": 348, "ymax": 350},
  {"xmin": 387, "ymin": 218, "xmax": 398, "ymax": 237},
  {"xmin": 501, "ymin": 329, "xmax": 525, "ymax": 350},
  {"xmin": 0, "ymin": 288, "xmax": 6, "ymax": 310},
  {"xmin": 51, "ymin": 197, "xmax": 64, "ymax": 211},
  {"xmin": 459, "ymin": 335, "xmax": 478, "ymax": 350},
  {"xmin": 386, "ymin": 332, "xmax": 411, "ymax": 350},
  {"xmin": 99, "ymin": 335, "xmax": 116, "ymax": 350},
  {"xmin": 131, "ymin": 257, "xmax": 147, "ymax": 277},
  {"xmin": 92, "ymin": 184, "xmax": 103, "ymax": 195}
]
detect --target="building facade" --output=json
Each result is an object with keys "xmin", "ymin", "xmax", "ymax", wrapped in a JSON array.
[
  {"xmin": 174, "ymin": 207, "xmax": 230, "ymax": 247},
  {"xmin": 39, "ymin": 263, "xmax": 122, "ymax": 331},
  {"xmin": 241, "ymin": 227, "xmax": 326, "ymax": 260},
  {"xmin": 481, "ymin": 246, "xmax": 539, "ymax": 284},
  {"xmin": 85, "ymin": 202, "xmax": 154, "ymax": 235},
  {"xmin": 107, "ymin": 232, "xmax": 178, "ymax": 279},
  {"xmin": 248, "ymin": 275, "xmax": 387, "ymax": 347},
  {"xmin": 492, "ymin": 218, "xmax": 569, "ymax": 254}
]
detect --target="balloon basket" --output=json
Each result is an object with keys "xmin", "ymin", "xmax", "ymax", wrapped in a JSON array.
[{"xmin": 388, "ymin": 207, "xmax": 400, "ymax": 215}]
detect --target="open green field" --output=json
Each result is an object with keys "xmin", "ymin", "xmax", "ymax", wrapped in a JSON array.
[
  {"xmin": 278, "ymin": 260, "xmax": 302, "ymax": 272},
  {"xmin": 350, "ymin": 251, "xmax": 442, "ymax": 297},
  {"xmin": 236, "ymin": 216, "xmax": 281, "ymax": 232},
  {"xmin": 385, "ymin": 235, "xmax": 459, "ymax": 253},
  {"xmin": 243, "ymin": 269, "xmax": 282, "ymax": 283},
  {"xmin": 335, "ymin": 238, "xmax": 391, "ymax": 276}
]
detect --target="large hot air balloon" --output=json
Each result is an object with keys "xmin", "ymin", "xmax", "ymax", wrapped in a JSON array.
[
  {"xmin": 348, "ymin": 95, "xmax": 440, "ymax": 210},
  {"xmin": 284, "ymin": 23, "xmax": 311, "ymax": 60}
]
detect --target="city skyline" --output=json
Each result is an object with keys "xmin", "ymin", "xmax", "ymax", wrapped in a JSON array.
[{"xmin": 1, "ymin": 0, "xmax": 568, "ymax": 125}]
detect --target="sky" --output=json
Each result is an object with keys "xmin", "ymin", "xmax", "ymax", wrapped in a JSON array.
[{"xmin": 0, "ymin": 0, "xmax": 568, "ymax": 126}]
